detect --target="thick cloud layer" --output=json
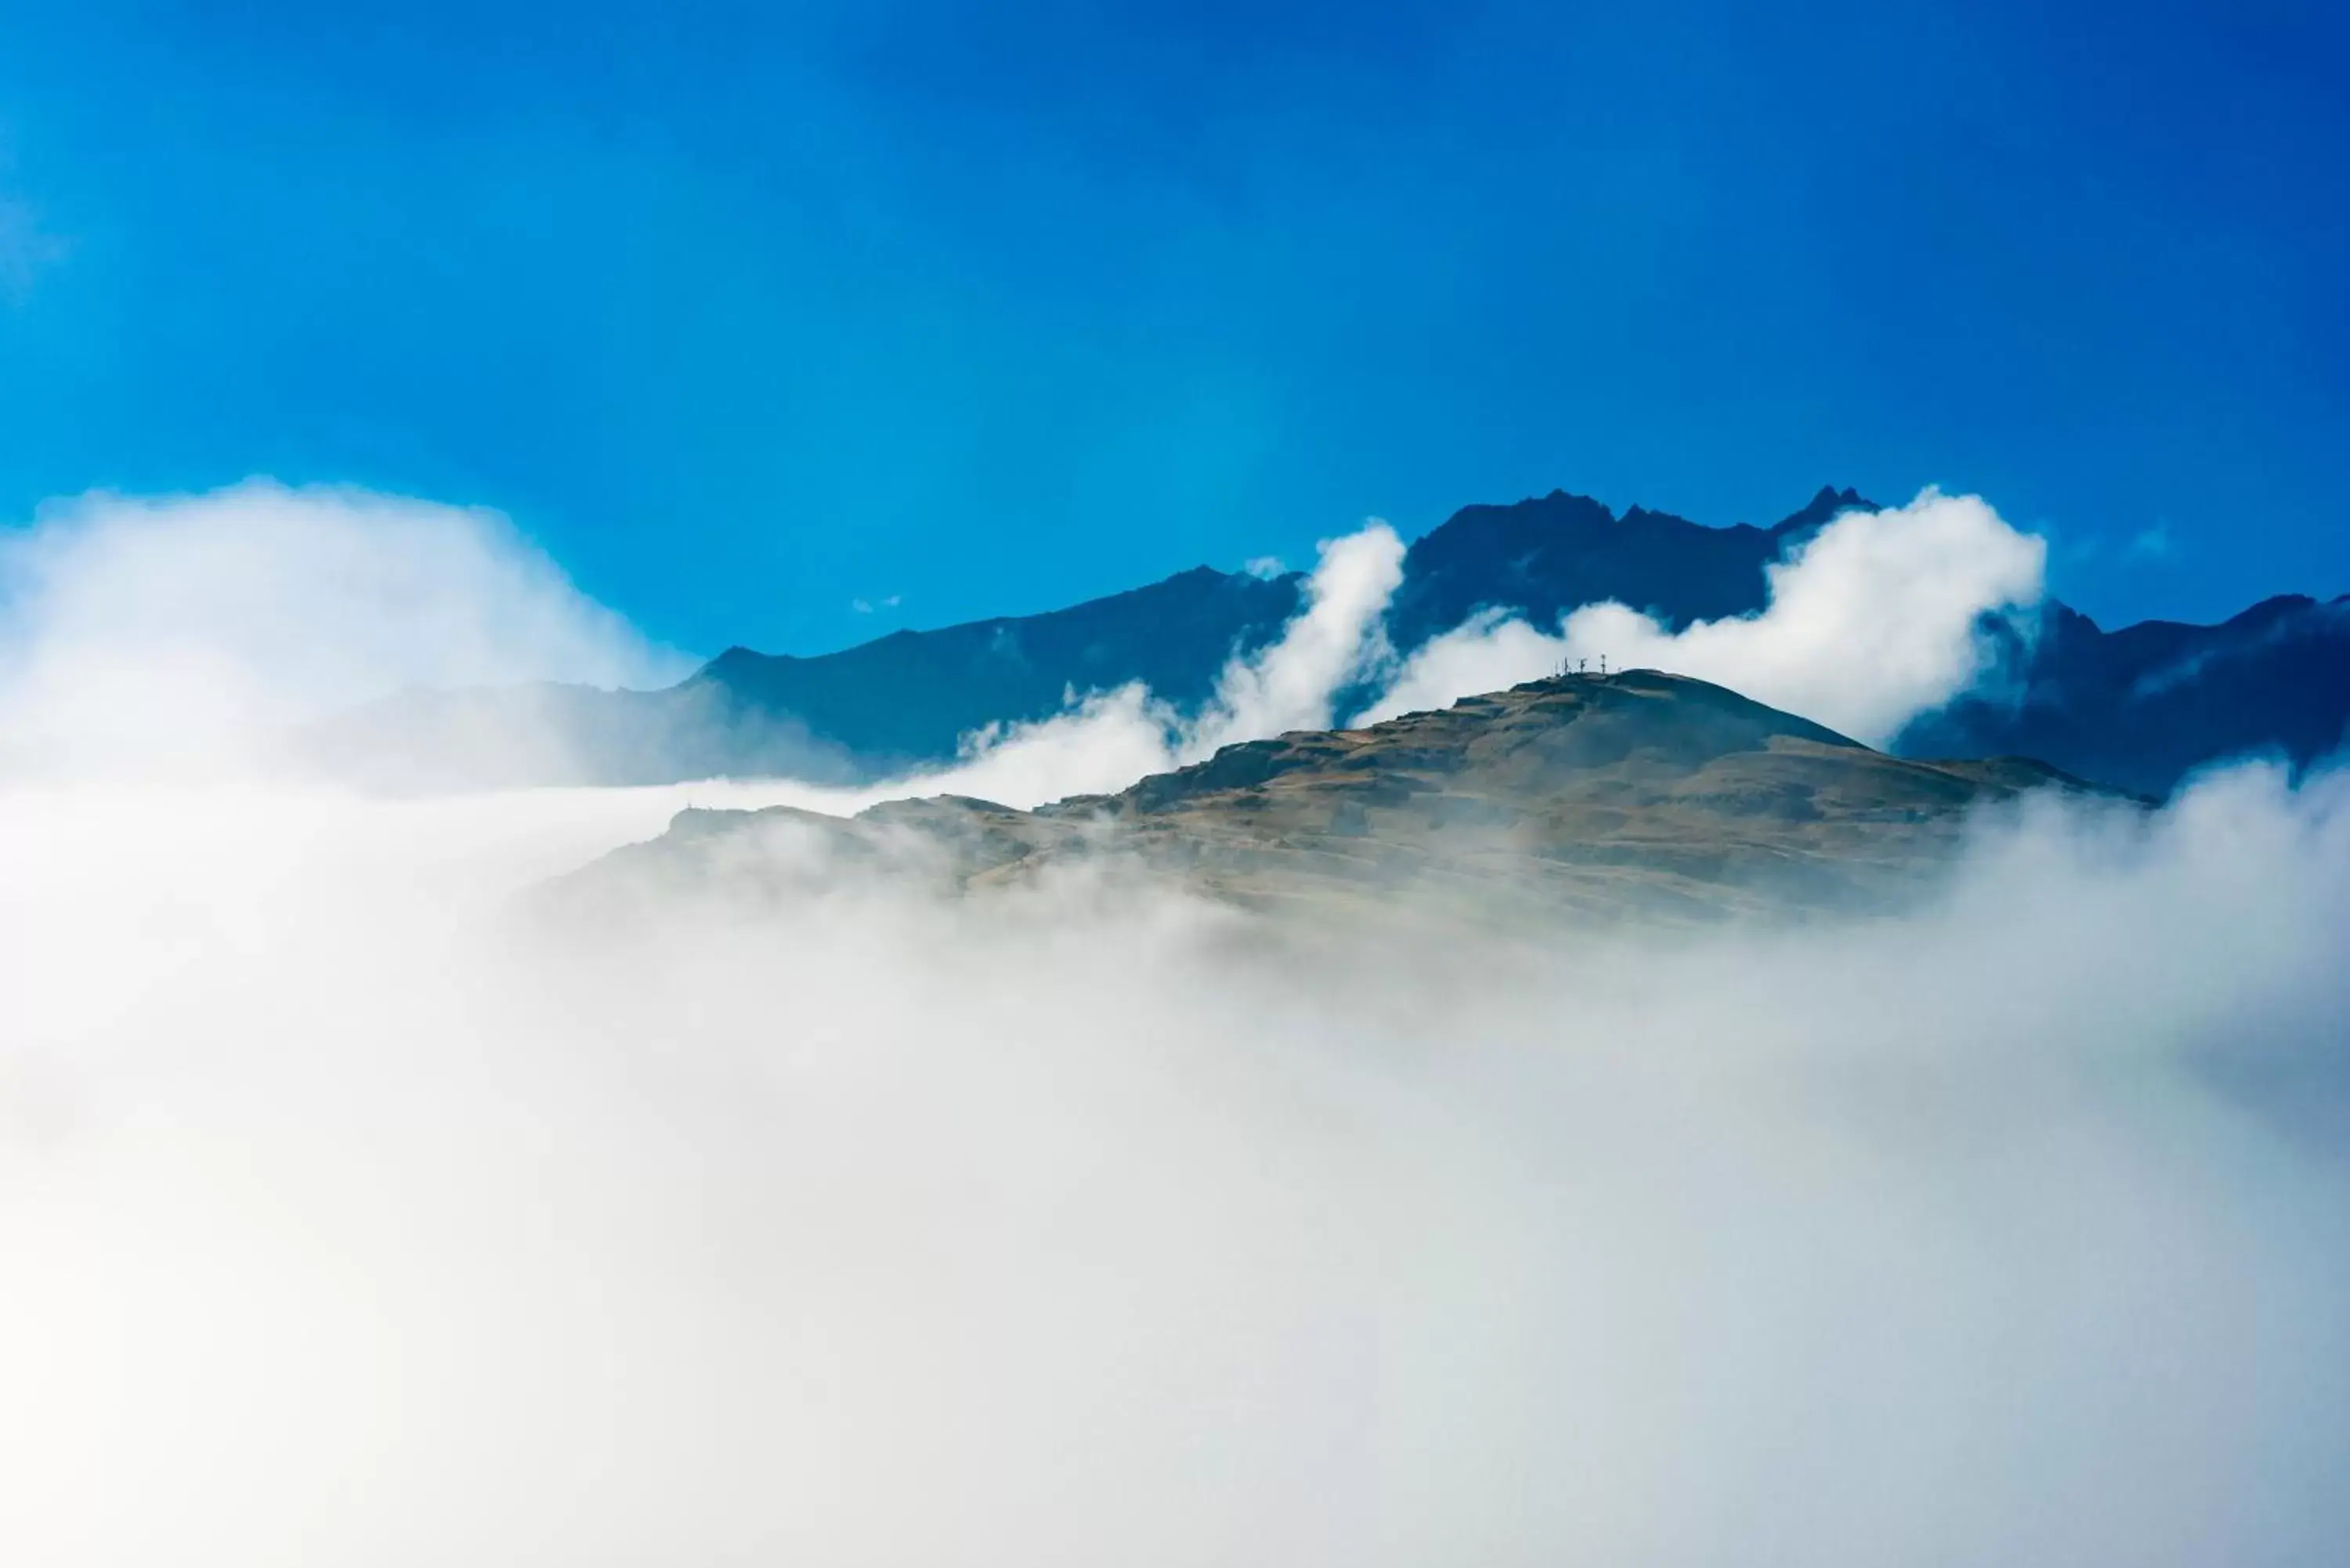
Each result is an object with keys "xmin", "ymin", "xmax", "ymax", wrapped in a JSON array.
[
  {"xmin": 2, "ymin": 479, "xmax": 2348, "ymax": 1564},
  {"xmin": 4, "ymin": 762, "xmax": 2348, "ymax": 1566}
]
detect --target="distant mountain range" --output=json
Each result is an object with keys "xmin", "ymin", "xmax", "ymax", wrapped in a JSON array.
[
  {"xmin": 555, "ymin": 670, "xmax": 2119, "ymax": 928},
  {"xmin": 1898, "ymin": 591, "xmax": 2350, "ymax": 796},
  {"xmin": 306, "ymin": 484, "xmax": 2349, "ymax": 797}
]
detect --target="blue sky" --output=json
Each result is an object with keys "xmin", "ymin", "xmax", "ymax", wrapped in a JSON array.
[{"xmin": 1, "ymin": 0, "xmax": 2343, "ymax": 656}]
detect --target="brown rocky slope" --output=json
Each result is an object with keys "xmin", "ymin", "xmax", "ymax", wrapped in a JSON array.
[{"xmin": 562, "ymin": 670, "xmax": 2124, "ymax": 925}]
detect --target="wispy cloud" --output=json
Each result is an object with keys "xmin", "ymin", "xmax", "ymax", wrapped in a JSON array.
[
  {"xmin": 916, "ymin": 522, "xmax": 1403, "ymax": 806},
  {"xmin": 0, "ymin": 193, "xmax": 68, "ymax": 305}
]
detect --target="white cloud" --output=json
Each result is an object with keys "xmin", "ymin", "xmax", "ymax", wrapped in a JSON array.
[
  {"xmin": 914, "ymin": 681, "xmax": 1186, "ymax": 805},
  {"xmin": 1191, "ymin": 520, "xmax": 1402, "ymax": 752},
  {"xmin": 0, "ymin": 477, "xmax": 2052, "ymax": 806},
  {"xmin": 1358, "ymin": 489, "xmax": 2047, "ymax": 745},
  {"xmin": 3, "ymin": 477, "xmax": 2347, "ymax": 1562},
  {"xmin": 896, "ymin": 522, "xmax": 1403, "ymax": 807},
  {"xmin": 2, "ymin": 758, "xmax": 2347, "ymax": 1565},
  {"xmin": 920, "ymin": 490, "xmax": 2042, "ymax": 811},
  {"xmin": 0, "ymin": 480, "xmax": 685, "ymax": 775}
]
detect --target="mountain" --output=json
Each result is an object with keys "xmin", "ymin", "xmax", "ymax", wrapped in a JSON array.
[
  {"xmin": 1896, "ymin": 594, "xmax": 2350, "ymax": 797},
  {"xmin": 1385, "ymin": 483, "xmax": 1870, "ymax": 649},
  {"xmin": 559, "ymin": 670, "xmax": 2117, "ymax": 927},
  {"xmin": 299, "ymin": 564, "xmax": 1300, "ymax": 789},
  {"xmin": 306, "ymin": 482, "xmax": 2349, "ymax": 797},
  {"xmin": 688, "ymin": 564, "xmax": 1302, "ymax": 771},
  {"xmin": 301, "ymin": 486, "xmax": 1860, "ymax": 789},
  {"xmin": 688, "ymin": 483, "xmax": 1875, "ymax": 759}
]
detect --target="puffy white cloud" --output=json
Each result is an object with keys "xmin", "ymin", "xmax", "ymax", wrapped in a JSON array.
[
  {"xmin": 0, "ymin": 477, "xmax": 2044, "ymax": 805},
  {"xmin": 1191, "ymin": 520, "xmax": 1402, "ymax": 752},
  {"xmin": 917, "ymin": 681, "xmax": 1184, "ymax": 806},
  {"xmin": 1359, "ymin": 490, "xmax": 2047, "ymax": 744},
  {"xmin": 927, "ymin": 491, "xmax": 2041, "ymax": 809},
  {"xmin": 0, "ymin": 479, "xmax": 683, "ymax": 775}
]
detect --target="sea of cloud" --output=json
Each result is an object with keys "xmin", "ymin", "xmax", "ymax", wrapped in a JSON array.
[{"xmin": 2, "ymin": 482, "xmax": 2347, "ymax": 1565}]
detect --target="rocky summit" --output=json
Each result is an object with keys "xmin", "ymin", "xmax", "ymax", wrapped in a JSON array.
[{"xmin": 564, "ymin": 670, "xmax": 2120, "ymax": 927}]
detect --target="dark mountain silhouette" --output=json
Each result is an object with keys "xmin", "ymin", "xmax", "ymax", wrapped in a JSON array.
[
  {"xmin": 302, "ymin": 482, "xmax": 2350, "ymax": 797},
  {"xmin": 690, "ymin": 564, "xmax": 1302, "ymax": 770},
  {"xmin": 1386, "ymin": 483, "xmax": 1869, "ymax": 649},
  {"xmin": 681, "ymin": 483, "xmax": 1873, "ymax": 773},
  {"xmin": 1898, "ymin": 594, "xmax": 2350, "ymax": 796}
]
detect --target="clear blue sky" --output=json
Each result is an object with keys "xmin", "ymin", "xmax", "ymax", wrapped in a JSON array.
[{"xmin": 2, "ymin": 0, "xmax": 2343, "ymax": 656}]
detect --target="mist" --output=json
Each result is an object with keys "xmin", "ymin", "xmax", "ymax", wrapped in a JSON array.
[
  {"xmin": 4, "ymin": 483, "xmax": 2348, "ymax": 1565},
  {"xmin": 916, "ymin": 521, "xmax": 1404, "ymax": 807},
  {"xmin": 0, "ymin": 482, "xmax": 685, "ymax": 779}
]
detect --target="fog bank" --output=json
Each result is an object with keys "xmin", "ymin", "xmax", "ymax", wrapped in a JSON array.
[
  {"xmin": 2, "ymin": 760, "xmax": 2348, "ymax": 1566},
  {"xmin": 2, "ymin": 478, "xmax": 2345, "ymax": 1565}
]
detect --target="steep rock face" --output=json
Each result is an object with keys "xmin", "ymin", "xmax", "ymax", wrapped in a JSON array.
[{"xmin": 566, "ymin": 670, "xmax": 2114, "ymax": 927}]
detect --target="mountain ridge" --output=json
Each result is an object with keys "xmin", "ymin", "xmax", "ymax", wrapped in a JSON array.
[
  {"xmin": 560, "ymin": 669, "xmax": 2122, "ymax": 928},
  {"xmin": 302, "ymin": 483, "xmax": 2349, "ymax": 798}
]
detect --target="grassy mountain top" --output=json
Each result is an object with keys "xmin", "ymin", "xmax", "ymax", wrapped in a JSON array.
[{"xmin": 566, "ymin": 670, "xmax": 2117, "ymax": 927}]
